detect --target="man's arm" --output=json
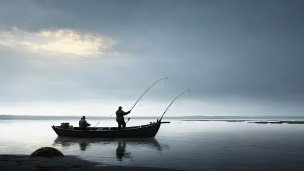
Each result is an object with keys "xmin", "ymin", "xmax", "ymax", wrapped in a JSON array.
[
  {"xmin": 123, "ymin": 110, "xmax": 131, "ymax": 115},
  {"xmin": 84, "ymin": 120, "xmax": 90, "ymax": 126}
]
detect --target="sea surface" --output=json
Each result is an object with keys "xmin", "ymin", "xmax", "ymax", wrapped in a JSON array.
[{"xmin": 1, "ymin": 118, "xmax": 304, "ymax": 170}]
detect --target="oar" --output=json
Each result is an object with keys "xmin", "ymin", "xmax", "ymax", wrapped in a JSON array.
[{"xmin": 160, "ymin": 90, "xmax": 190, "ymax": 121}]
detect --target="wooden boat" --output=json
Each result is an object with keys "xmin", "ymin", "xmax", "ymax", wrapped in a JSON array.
[
  {"xmin": 52, "ymin": 90, "xmax": 189, "ymax": 138},
  {"xmin": 52, "ymin": 120, "xmax": 170, "ymax": 138}
]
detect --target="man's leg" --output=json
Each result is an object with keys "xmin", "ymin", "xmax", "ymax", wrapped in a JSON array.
[
  {"xmin": 117, "ymin": 119, "xmax": 121, "ymax": 130},
  {"xmin": 122, "ymin": 120, "xmax": 126, "ymax": 129},
  {"xmin": 118, "ymin": 123, "xmax": 122, "ymax": 130}
]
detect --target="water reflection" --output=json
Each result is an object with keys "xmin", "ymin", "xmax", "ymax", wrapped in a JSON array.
[
  {"xmin": 53, "ymin": 137, "xmax": 167, "ymax": 160},
  {"xmin": 116, "ymin": 141, "xmax": 130, "ymax": 161},
  {"xmin": 53, "ymin": 137, "xmax": 91, "ymax": 151},
  {"xmin": 79, "ymin": 141, "xmax": 89, "ymax": 151}
]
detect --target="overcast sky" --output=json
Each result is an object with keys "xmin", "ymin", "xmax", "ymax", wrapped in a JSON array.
[{"xmin": 0, "ymin": 0, "xmax": 303, "ymax": 117}]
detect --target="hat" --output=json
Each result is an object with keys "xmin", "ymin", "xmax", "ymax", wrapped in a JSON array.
[
  {"xmin": 81, "ymin": 116, "xmax": 86, "ymax": 119},
  {"xmin": 118, "ymin": 106, "xmax": 122, "ymax": 109}
]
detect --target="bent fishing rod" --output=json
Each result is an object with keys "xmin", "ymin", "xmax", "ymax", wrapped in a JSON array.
[
  {"xmin": 159, "ymin": 90, "xmax": 190, "ymax": 121},
  {"xmin": 130, "ymin": 77, "xmax": 167, "ymax": 112},
  {"xmin": 109, "ymin": 77, "xmax": 167, "ymax": 117},
  {"xmin": 126, "ymin": 77, "xmax": 167, "ymax": 123}
]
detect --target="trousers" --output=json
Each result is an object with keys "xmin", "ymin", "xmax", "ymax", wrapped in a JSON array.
[{"xmin": 116, "ymin": 118, "xmax": 126, "ymax": 130}]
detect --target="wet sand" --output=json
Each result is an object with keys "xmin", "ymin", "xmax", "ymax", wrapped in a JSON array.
[{"xmin": 0, "ymin": 155, "xmax": 182, "ymax": 171}]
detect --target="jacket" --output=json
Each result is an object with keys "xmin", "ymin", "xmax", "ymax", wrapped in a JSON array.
[
  {"xmin": 116, "ymin": 109, "xmax": 130, "ymax": 120},
  {"xmin": 79, "ymin": 118, "xmax": 90, "ymax": 128}
]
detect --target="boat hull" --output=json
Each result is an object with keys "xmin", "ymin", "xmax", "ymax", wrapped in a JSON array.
[{"xmin": 52, "ymin": 122, "xmax": 162, "ymax": 138}]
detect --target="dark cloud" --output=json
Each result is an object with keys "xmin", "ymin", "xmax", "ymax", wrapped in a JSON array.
[{"xmin": 0, "ymin": 0, "xmax": 304, "ymax": 115}]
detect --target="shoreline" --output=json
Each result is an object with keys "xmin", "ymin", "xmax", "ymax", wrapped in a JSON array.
[{"xmin": 0, "ymin": 154, "xmax": 182, "ymax": 171}]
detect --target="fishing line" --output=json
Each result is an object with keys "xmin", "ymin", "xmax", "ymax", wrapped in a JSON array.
[
  {"xmin": 172, "ymin": 91, "xmax": 191, "ymax": 117},
  {"xmin": 172, "ymin": 94, "xmax": 184, "ymax": 116},
  {"xmin": 164, "ymin": 78, "xmax": 167, "ymax": 88},
  {"xmin": 160, "ymin": 90, "xmax": 190, "ymax": 120}
]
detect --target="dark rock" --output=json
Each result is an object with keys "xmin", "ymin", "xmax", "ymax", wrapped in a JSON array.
[{"xmin": 30, "ymin": 147, "xmax": 63, "ymax": 157}]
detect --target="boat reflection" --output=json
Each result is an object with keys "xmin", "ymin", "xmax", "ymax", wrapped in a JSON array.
[
  {"xmin": 53, "ymin": 137, "xmax": 91, "ymax": 151},
  {"xmin": 53, "ymin": 137, "xmax": 167, "ymax": 160}
]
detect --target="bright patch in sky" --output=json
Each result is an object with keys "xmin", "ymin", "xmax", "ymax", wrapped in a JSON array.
[{"xmin": 0, "ymin": 27, "xmax": 115, "ymax": 56}]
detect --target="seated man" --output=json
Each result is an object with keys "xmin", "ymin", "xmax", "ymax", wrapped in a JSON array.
[{"xmin": 79, "ymin": 116, "xmax": 91, "ymax": 130}]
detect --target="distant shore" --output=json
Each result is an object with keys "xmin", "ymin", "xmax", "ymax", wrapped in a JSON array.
[
  {"xmin": 1, "ymin": 114, "xmax": 304, "ymax": 120},
  {"xmin": 0, "ymin": 154, "xmax": 182, "ymax": 171},
  {"xmin": 182, "ymin": 120, "xmax": 304, "ymax": 124}
]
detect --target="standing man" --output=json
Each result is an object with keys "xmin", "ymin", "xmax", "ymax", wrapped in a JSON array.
[
  {"xmin": 116, "ymin": 106, "xmax": 131, "ymax": 130},
  {"xmin": 79, "ymin": 116, "xmax": 91, "ymax": 130}
]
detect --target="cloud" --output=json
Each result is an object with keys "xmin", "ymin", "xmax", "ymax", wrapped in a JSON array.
[{"xmin": 0, "ymin": 27, "xmax": 115, "ymax": 56}]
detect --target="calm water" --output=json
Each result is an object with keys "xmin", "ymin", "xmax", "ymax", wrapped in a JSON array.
[{"xmin": 1, "ymin": 119, "xmax": 304, "ymax": 170}]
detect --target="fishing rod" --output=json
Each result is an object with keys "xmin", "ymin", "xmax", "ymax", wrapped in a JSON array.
[
  {"xmin": 90, "ymin": 122, "xmax": 100, "ymax": 130},
  {"xmin": 130, "ymin": 77, "xmax": 167, "ymax": 112},
  {"xmin": 108, "ymin": 77, "xmax": 167, "ymax": 118},
  {"xmin": 126, "ymin": 77, "xmax": 167, "ymax": 123},
  {"xmin": 160, "ymin": 90, "xmax": 190, "ymax": 121},
  {"xmin": 109, "ymin": 112, "xmax": 116, "ymax": 117}
]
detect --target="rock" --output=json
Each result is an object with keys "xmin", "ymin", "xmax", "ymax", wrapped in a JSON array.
[{"xmin": 30, "ymin": 147, "xmax": 63, "ymax": 157}]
